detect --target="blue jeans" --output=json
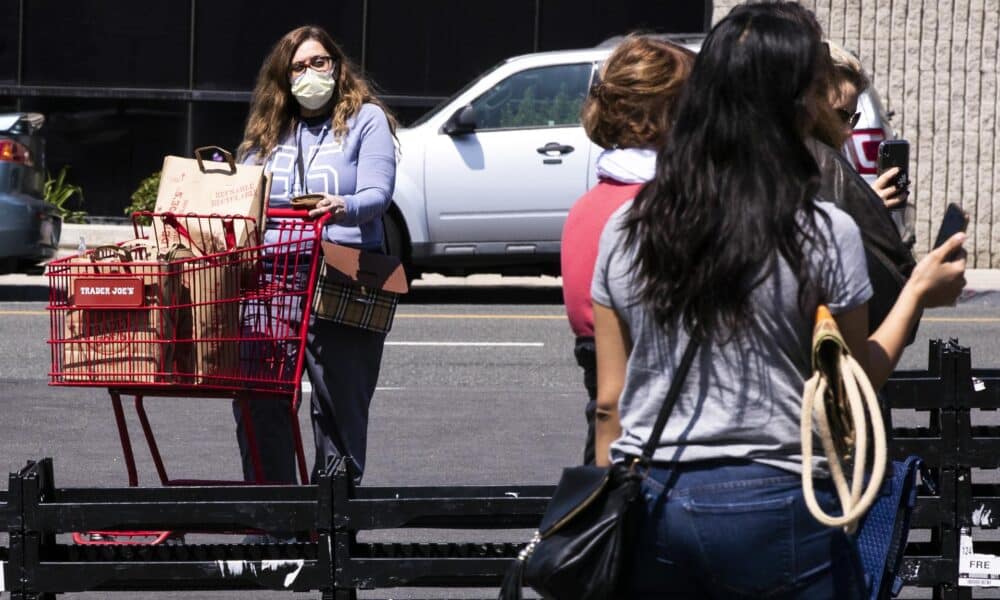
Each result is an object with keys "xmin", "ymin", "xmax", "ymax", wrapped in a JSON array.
[{"xmin": 628, "ymin": 460, "xmax": 866, "ymax": 599}]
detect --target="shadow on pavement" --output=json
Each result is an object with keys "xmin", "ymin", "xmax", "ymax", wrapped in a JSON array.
[
  {"xmin": 0, "ymin": 283, "xmax": 48, "ymax": 302},
  {"xmin": 402, "ymin": 285, "xmax": 563, "ymax": 305}
]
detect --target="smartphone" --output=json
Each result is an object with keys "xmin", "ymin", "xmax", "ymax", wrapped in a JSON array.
[
  {"xmin": 933, "ymin": 202, "xmax": 968, "ymax": 259},
  {"xmin": 878, "ymin": 139, "xmax": 910, "ymax": 194},
  {"xmin": 289, "ymin": 193, "xmax": 324, "ymax": 210}
]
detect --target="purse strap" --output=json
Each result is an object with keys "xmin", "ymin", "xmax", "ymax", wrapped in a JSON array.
[{"xmin": 638, "ymin": 337, "xmax": 700, "ymax": 465}]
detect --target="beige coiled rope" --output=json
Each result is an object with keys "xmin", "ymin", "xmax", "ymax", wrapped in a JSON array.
[{"xmin": 801, "ymin": 306, "xmax": 887, "ymax": 534}]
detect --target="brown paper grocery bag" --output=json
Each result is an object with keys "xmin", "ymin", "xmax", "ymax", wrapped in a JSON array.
[
  {"xmin": 57, "ymin": 246, "xmax": 180, "ymax": 384},
  {"xmin": 61, "ymin": 308, "xmax": 163, "ymax": 384},
  {"xmin": 154, "ymin": 146, "xmax": 270, "ymax": 252},
  {"xmin": 161, "ymin": 242, "xmax": 241, "ymax": 386}
]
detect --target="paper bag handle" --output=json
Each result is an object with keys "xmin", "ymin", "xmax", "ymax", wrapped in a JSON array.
[
  {"xmin": 193, "ymin": 146, "xmax": 237, "ymax": 175},
  {"xmin": 89, "ymin": 245, "xmax": 133, "ymax": 274},
  {"xmin": 159, "ymin": 213, "xmax": 207, "ymax": 256}
]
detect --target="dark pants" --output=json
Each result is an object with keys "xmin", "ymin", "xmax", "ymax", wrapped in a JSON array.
[
  {"xmin": 304, "ymin": 318, "xmax": 386, "ymax": 483},
  {"xmin": 574, "ymin": 336, "xmax": 597, "ymax": 465},
  {"xmin": 629, "ymin": 461, "xmax": 866, "ymax": 599},
  {"xmin": 234, "ymin": 316, "xmax": 386, "ymax": 486}
]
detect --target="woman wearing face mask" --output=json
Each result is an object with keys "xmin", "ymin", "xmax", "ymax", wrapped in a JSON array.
[{"xmin": 234, "ymin": 25, "xmax": 397, "ymax": 494}]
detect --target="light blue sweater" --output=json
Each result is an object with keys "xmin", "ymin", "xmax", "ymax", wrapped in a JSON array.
[{"xmin": 261, "ymin": 103, "xmax": 396, "ymax": 250}]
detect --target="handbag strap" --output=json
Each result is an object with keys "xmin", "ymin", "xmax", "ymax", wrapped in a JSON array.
[{"xmin": 638, "ymin": 337, "xmax": 700, "ymax": 465}]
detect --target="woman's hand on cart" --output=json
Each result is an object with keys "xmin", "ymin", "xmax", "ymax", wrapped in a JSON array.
[{"xmin": 307, "ymin": 194, "xmax": 347, "ymax": 222}]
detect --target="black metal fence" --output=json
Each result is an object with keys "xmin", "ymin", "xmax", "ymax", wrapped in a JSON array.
[{"xmin": 0, "ymin": 339, "xmax": 996, "ymax": 598}]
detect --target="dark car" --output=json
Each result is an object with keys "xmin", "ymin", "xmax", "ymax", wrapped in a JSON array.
[{"xmin": 0, "ymin": 112, "xmax": 61, "ymax": 272}]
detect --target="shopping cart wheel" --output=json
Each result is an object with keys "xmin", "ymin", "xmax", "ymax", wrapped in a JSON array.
[{"xmin": 72, "ymin": 530, "xmax": 175, "ymax": 545}]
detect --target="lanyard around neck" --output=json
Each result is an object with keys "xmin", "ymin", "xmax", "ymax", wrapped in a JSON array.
[{"xmin": 294, "ymin": 120, "xmax": 329, "ymax": 195}]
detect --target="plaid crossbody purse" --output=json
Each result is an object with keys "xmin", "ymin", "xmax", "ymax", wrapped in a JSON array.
[{"xmin": 312, "ymin": 241, "xmax": 409, "ymax": 334}]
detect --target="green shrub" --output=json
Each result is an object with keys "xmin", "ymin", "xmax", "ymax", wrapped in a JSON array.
[
  {"xmin": 43, "ymin": 166, "xmax": 87, "ymax": 223},
  {"xmin": 125, "ymin": 171, "xmax": 161, "ymax": 224}
]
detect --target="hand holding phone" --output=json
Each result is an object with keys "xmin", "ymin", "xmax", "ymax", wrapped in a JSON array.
[
  {"xmin": 906, "ymin": 202, "xmax": 967, "ymax": 309},
  {"xmin": 933, "ymin": 202, "xmax": 969, "ymax": 261},
  {"xmin": 872, "ymin": 167, "xmax": 908, "ymax": 209},
  {"xmin": 877, "ymin": 140, "xmax": 910, "ymax": 204}
]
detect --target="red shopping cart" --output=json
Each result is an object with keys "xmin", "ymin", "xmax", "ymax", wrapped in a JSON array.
[{"xmin": 46, "ymin": 208, "xmax": 326, "ymax": 544}]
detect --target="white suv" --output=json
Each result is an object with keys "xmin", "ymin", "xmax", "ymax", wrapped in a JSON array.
[{"xmin": 386, "ymin": 35, "xmax": 895, "ymax": 279}]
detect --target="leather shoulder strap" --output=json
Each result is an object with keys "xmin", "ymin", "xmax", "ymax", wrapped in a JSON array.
[{"xmin": 639, "ymin": 338, "xmax": 700, "ymax": 463}]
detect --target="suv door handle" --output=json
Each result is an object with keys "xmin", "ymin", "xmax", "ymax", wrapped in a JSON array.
[{"xmin": 536, "ymin": 142, "xmax": 575, "ymax": 155}]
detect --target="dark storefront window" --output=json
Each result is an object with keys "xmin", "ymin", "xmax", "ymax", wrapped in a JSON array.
[
  {"xmin": 1, "ymin": 0, "xmax": 708, "ymax": 216},
  {"xmin": 0, "ymin": 0, "xmax": 17, "ymax": 84},
  {"xmin": 18, "ymin": 98, "xmax": 187, "ymax": 217},
  {"xmin": 191, "ymin": 103, "xmax": 249, "ymax": 155},
  {"xmin": 21, "ymin": 1, "xmax": 189, "ymax": 88},
  {"xmin": 365, "ymin": 0, "xmax": 535, "ymax": 97},
  {"xmin": 195, "ymin": 0, "xmax": 364, "ymax": 91}
]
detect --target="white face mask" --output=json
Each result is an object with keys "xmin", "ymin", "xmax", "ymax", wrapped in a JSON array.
[{"xmin": 291, "ymin": 68, "xmax": 336, "ymax": 110}]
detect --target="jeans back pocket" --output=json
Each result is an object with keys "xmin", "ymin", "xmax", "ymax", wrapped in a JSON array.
[{"xmin": 683, "ymin": 493, "xmax": 796, "ymax": 597}]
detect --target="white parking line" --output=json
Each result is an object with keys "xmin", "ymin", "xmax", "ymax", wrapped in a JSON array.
[
  {"xmin": 385, "ymin": 341, "xmax": 544, "ymax": 347},
  {"xmin": 302, "ymin": 383, "xmax": 405, "ymax": 393}
]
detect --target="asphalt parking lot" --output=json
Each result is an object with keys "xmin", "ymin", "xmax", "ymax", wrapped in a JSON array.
[{"xmin": 0, "ymin": 273, "xmax": 998, "ymax": 597}]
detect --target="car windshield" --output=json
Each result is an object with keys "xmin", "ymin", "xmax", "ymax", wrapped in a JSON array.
[{"xmin": 409, "ymin": 60, "xmax": 507, "ymax": 127}]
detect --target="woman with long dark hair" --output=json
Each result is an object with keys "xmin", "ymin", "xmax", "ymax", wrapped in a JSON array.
[{"xmin": 592, "ymin": 3, "xmax": 965, "ymax": 596}]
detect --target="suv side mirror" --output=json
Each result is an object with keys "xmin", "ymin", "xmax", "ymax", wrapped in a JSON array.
[{"xmin": 442, "ymin": 104, "xmax": 477, "ymax": 136}]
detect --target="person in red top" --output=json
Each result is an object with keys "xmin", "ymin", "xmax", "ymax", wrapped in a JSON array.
[{"xmin": 561, "ymin": 36, "xmax": 694, "ymax": 464}]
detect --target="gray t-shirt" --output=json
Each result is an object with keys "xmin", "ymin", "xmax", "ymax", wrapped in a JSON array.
[{"xmin": 591, "ymin": 200, "xmax": 873, "ymax": 473}]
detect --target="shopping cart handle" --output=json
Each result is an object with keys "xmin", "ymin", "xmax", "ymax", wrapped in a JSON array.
[
  {"xmin": 266, "ymin": 208, "xmax": 332, "ymax": 226},
  {"xmin": 267, "ymin": 208, "xmax": 314, "ymax": 219}
]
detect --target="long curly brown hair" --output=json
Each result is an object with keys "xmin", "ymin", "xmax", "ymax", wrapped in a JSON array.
[
  {"xmin": 238, "ymin": 25, "xmax": 397, "ymax": 163},
  {"xmin": 581, "ymin": 36, "xmax": 695, "ymax": 149}
]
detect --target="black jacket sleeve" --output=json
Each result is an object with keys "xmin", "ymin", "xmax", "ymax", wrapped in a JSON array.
[{"xmin": 805, "ymin": 137, "xmax": 919, "ymax": 339}]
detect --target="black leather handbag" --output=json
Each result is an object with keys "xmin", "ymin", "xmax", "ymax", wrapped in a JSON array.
[{"xmin": 499, "ymin": 339, "xmax": 699, "ymax": 600}]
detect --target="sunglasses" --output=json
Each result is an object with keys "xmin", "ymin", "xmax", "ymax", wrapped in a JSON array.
[
  {"xmin": 290, "ymin": 55, "xmax": 334, "ymax": 75},
  {"xmin": 837, "ymin": 108, "xmax": 862, "ymax": 129}
]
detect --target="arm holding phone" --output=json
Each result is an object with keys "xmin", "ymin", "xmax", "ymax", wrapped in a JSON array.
[
  {"xmin": 832, "ymin": 203, "xmax": 967, "ymax": 387},
  {"xmin": 856, "ymin": 203, "xmax": 967, "ymax": 384},
  {"xmin": 291, "ymin": 107, "xmax": 395, "ymax": 225},
  {"xmin": 833, "ymin": 231, "xmax": 967, "ymax": 388}
]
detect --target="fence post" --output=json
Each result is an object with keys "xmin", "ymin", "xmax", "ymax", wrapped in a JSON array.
[
  {"xmin": 316, "ymin": 456, "xmax": 337, "ymax": 599},
  {"xmin": 8, "ymin": 464, "xmax": 25, "ymax": 598},
  {"xmin": 10, "ymin": 459, "xmax": 56, "ymax": 600},
  {"xmin": 940, "ymin": 341, "xmax": 973, "ymax": 600},
  {"xmin": 330, "ymin": 457, "xmax": 357, "ymax": 600}
]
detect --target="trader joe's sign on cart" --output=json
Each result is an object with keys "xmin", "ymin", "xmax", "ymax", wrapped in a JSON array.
[{"xmin": 71, "ymin": 277, "xmax": 144, "ymax": 308}]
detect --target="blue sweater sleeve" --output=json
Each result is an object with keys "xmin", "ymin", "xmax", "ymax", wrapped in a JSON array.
[{"xmin": 339, "ymin": 105, "xmax": 396, "ymax": 227}]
